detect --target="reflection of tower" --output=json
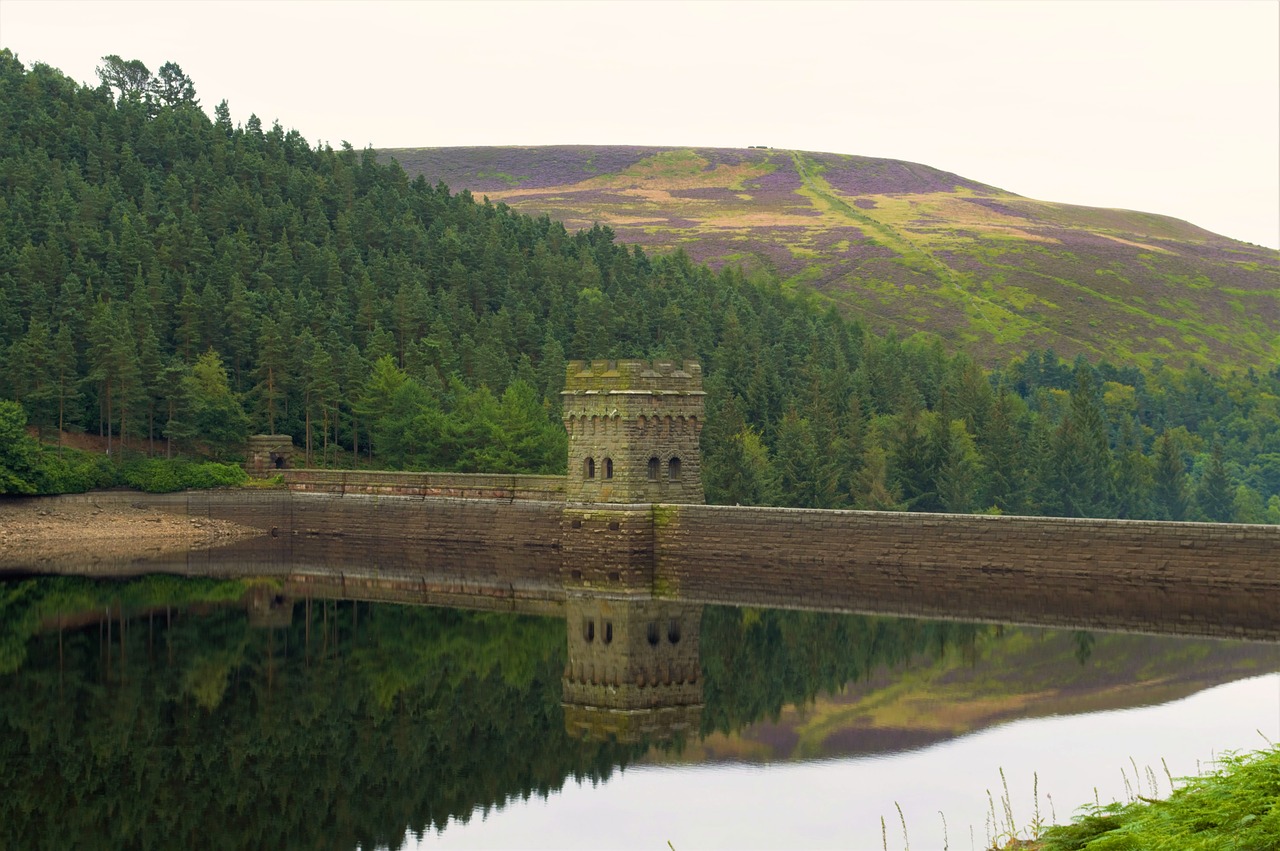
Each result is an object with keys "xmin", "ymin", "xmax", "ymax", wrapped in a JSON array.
[
  {"xmin": 562, "ymin": 360, "xmax": 705, "ymax": 504},
  {"xmin": 562, "ymin": 595, "xmax": 703, "ymax": 743}
]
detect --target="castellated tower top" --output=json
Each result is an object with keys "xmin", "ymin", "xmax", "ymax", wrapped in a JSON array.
[
  {"xmin": 563, "ymin": 360, "xmax": 704, "ymax": 395},
  {"xmin": 562, "ymin": 359, "xmax": 704, "ymax": 504}
]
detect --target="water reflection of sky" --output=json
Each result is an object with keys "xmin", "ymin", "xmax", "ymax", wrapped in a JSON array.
[{"xmin": 423, "ymin": 674, "xmax": 1280, "ymax": 850}]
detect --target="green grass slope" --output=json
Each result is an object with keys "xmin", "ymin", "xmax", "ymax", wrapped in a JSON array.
[{"xmin": 379, "ymin": 145, "xmax": 1280, "ymax": 369}]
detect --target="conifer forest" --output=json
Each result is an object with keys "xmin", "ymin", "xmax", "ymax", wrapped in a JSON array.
[{"xmin": 3, "ymin": 51, "xmax": 1280, "ymax": 524}]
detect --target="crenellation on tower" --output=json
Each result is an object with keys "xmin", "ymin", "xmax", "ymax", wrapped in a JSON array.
[
  {"xmin": 562, "ymin": 359, "xmax": 705, "ymax": 504},
  {"xmin": 564, "ymin": 359, "xmax": 704, "ymax": 394}
]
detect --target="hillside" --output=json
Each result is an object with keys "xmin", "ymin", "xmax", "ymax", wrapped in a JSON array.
[{"xmin": 379, "ymin": 146, "xmax": 1280, "ymax": 368}]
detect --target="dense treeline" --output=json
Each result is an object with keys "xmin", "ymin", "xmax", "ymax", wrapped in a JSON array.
[{"xmin": 2, "ymin": 51, "xmax": 1279, "ymax": 521}]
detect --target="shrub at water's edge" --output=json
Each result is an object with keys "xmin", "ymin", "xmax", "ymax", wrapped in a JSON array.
[{"xmin": 117, "ymin": 458, "xmax": 248, "ymax": 493}]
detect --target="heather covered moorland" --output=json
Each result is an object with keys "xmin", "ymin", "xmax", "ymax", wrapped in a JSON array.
[{"xmin": 380, "ymin": 145, "xmax": 1280, "ymax": 369}]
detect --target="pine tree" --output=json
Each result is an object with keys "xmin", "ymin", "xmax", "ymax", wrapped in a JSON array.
[
  {"xmin": 188, "ymin": 349, "xmax": 250, "ymax": 456},
  {"xmin": 1050, "ymin": 369, "xmax": 1115, "ymax": 517},
  {"xmin": 253, "ymin": 317, "xmax": 290, "ymax": 434},
  {"xmin": 1153, "ymin": 432, "xmax": 1190, "ymax": 521},
  {"xmin": 50, "ymin": 322, "xmax": 82, "ymax": 450},
  {"xmin": 1112, "ymin": 417, "xmax": 1154, "ymax": 519},
  {"xmin": 978, "ymin": 388, "xmax": 1024, "ymax": 513},
  {"xmin": 7, "ymin": 317, "xmax": 56, "ymax": 438},
  {"xmin": 937, "ymin": 419, "xmax": 984, "ymax": 513},
  {"xmin": 773, "ymin": 409, "xmax": 831, "ymax": 509},
  {"xmin": 1195, "ymin": 443, "xmax": 1234, "ymax": 522}
]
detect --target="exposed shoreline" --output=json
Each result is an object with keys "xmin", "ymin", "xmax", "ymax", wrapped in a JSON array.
[{"xmin": 0, "ymin": 494, "xmax": 260, "ymax": 569}]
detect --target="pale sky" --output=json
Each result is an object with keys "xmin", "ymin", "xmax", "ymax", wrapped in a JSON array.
[{"xmin": 2, "ymin": 0, "xmax": 1278, "ymax": 248}]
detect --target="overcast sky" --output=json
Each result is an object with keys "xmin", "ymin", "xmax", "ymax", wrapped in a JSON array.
[{"xmin": 3, "ymin": 0, "xmax": 1277, "ymax": 248}]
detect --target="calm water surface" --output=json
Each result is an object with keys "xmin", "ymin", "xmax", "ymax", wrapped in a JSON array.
[{"xmin": 1, "ymin": 572, "xmax": 1277, "ymax": 850}]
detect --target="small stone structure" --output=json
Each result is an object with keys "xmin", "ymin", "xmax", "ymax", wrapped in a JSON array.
[
  {"xmin": 562, "ymin": 359, "xmax": 705, "ymax": 505},
  {"xmin": 245, "ymin": 435, "xmax": 295, "ymax": 477}
]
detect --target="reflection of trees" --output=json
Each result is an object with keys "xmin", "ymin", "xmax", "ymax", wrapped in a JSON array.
[
  {"xmin": 699, "ymin": 607, "xmax": 987, "ymax": 734},
  {"xmin": 0, "ymin": 579, "xmax": 641, "ymax": 850},
  {"xmin": 0, "ymin": 577, "xmax": 996, "ymax": 849}
]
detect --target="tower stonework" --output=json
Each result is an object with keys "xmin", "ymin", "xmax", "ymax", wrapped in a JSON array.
[{"xmin": 561, "ymin": 360, "xmax": 705, "ymax": 505}]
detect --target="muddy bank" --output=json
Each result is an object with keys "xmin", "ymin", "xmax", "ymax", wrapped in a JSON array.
[{"xmin": 0, "ymin": 493, "xmax": 261, "ymax": 570}]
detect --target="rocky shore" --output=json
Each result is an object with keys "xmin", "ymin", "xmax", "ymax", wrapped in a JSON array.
[{"xmin": 0, "ymin": 495, "xmax": 260, "ymax": 570}]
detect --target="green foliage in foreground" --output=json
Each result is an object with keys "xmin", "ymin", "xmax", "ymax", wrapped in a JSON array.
[
  {"xmin": 0, "ymin": 398, "xmax": 245, "ymax": 494},
  {"xmin": 1041, "ymin": 747, "xmax": 1280, "ymax": 850},
  {"xmin": 117, "ymin": 457, "xmax": 248, "ymax": 492}
]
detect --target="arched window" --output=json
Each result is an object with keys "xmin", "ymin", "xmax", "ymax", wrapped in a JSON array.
[
  {"xmin": 667, "ymin": 619, "xmax": 682, "ymax": 644},
  {"xmin": 584, "ymin": 619, "xmax": 595, "ymax": 642},
  {"xmin": 646, "ymin": 622, "xmax": 660, "ymax": 646},
  {"xmin": 604, "ymin": 457, "xmax": 613, "ymax": 479},
  {"xmin": 668, "ymin": 456, "xmax": 681, "ymax": 481},
  {"xmin": 648, "ymin": 456, "xmax": 660, "ymax": 480},
  {"xmin": 584, "ymin": 457, "xmax": 595, "ymax": 479},
  {"xmin": 604, "ymin": 622, "xmax": 613, "ymax": 644}
]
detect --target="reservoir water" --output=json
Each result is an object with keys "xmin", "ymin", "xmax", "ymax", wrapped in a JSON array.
[{"xmin": 2, "ymin": 570, "xmax": 1277, "ymax": 849}]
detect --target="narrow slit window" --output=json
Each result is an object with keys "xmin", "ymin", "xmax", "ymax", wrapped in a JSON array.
[
  {"xmin": 604, "ymin": 457, "xmax": 613, "ymax": 479},
  {"xmin": 585, "ymin": 457, "xmax": 595, "ymax": 479}
]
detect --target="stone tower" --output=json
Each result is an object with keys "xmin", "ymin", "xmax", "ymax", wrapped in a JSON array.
[
  {"xmin": 561, "ymin": 360, "xmax": 705, "ymax": 504},
  {"xmin": 562, "ymin": 596, "xmax": 703, "ymax": 743}
]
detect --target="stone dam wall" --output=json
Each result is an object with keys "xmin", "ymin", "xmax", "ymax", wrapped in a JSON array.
[
  {"xmin": 654, "ymin": 504, "xmax": 1279, "ymax": 639},
  {"xmin": 8, "ymin": 489, "xmax": 1279, "ymax": 640},
  {"xmin": 283, "ymin": 469, "xmax": 566, "ymax": 501}
]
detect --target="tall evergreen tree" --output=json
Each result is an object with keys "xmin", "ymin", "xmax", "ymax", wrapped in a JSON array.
[
  {"xmin": 1048, "ymin": 369, "xmax": 1115, "ymax": 517},
  {"xmin": 1195, "ymin": 443, "xmax": 1234, "ymax": 522},
  {"xmin": 1153, "ymin": 431, "xmax": 1190, "ymax": 521}
]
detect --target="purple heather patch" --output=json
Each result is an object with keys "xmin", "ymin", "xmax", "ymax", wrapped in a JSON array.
[
  {"xmin": 552, "ymin": 189, "xmax": 650, "ymax": 206},
  {"xmin": 1148, "ymin": 237, "xmax": 1280, "ymax": 270},
  {"xmin": 682, "ymin": 233, "xmax": 808, "ymax": 276},
  {"xmin": 962, "ymin": 197, "xmax": 1035, "ymax": 221},
  {"xmin": 380, "ymin": 145, "xmax": 674, "ymax": 191},
  {"xmin": 669, "ymin": 187, "xmax": 755, "ymax": 202},
  {"xmin": 966, "ymin": 231, "xmax": 1277, "ymax": 333},
  {"xmin": 693, "ymin": 148, "xmax": 771, "ymax": 169},
  {"xmin": 810, "ymin": 152, "xmax": 999, "ymax": 196},
  {"xmin": 853, "ymin": 198, "xmax": 877, "ymax": 209},
  {"xmin": 745, "ymin": 164, "xmax": 803, "ymax": 194}
]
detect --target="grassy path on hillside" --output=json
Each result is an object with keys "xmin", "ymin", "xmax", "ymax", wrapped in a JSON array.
[{"xmin": 788, "ymin": 151, "xmax": 1058, "ymax": 347}]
